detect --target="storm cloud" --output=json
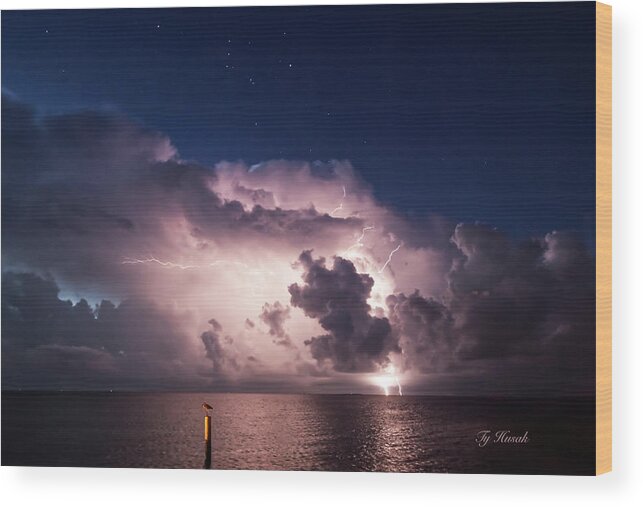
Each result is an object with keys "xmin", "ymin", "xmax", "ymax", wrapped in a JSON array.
[
  {"xmin": 1, "ymin": 94, "xmax": 596, "ymax": 395},
  {"xmin": 259, "ymin": 301, "xmax": 292, "ymax": 347},
  {"xmin": 445, "ymin": 224, "xmax": 595, "ymax": 370},
  {"xmin": 1, "ymin": 93, "xmax": 363, "ymax": 295},
  {"xmin": 289, "ymin": 251, "xmax": 399, "ymax": 373},
  {"xmin": 200, "ymin": 318, "xmax": 240, "ymax": 377},
  {"xmin": 1, "ymin": 271, "xmax": 205, "ymax": 389},
  {"xmin": 286, "ymin": 222, "xmax": 595, "ymax": 394}
]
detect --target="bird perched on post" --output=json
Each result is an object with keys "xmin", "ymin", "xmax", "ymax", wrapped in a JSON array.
[{"xmin": 202, "ymin": 402, "xmax": 213, "ymax": 416}]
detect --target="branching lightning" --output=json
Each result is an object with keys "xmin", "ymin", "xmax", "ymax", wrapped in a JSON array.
[
  {"xmin": 342, "ymin": 225, "xmax": 374, "ymax": 256},
  {"xmin": 121, "ymin": 257, "xmax": 250, "ymax": 270},
  {"xmin": 378, "ymin": 243, "xmax": 402, "ymax": 273},
  {"xmin": 121, "ymin": 256, "xmax": 198, "ymax": 270},
  {"xmin": 330, "ymin": 185, "xmax": 347, "ymax": 216}
]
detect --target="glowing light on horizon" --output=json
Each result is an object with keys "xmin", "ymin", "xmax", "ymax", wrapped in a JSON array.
[{"xmin": 371, "ymin": 365, "xmax": 403, "ymax": 396}]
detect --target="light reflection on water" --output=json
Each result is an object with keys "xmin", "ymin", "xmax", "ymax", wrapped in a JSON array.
[{"xmin": 2, "ymin": 392, "xmax": 594, "ymax": 474}]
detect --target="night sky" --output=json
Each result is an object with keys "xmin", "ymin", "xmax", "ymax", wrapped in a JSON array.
[
  {"xmin": 2, "ymin": 3, "xmax": 596, "ymax": 242},
  {"xmin": 2, "ymin": 3, "xmax": 597, "ymax": 394}
]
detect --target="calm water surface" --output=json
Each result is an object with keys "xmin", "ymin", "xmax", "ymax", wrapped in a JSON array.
[{"xmin": 1, "ymin": 392, "xmax": 594, "ymax": 474}]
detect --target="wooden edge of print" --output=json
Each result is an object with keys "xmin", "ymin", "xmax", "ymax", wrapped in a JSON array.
[{"xmin": 595, "ymin": 1, "xmax": 612, "ymax": 476}]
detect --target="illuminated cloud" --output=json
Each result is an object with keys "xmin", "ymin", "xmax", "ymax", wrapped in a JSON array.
[{"xmin": 1, "ymin": 94, "xmax": 595, "ymax": 395}]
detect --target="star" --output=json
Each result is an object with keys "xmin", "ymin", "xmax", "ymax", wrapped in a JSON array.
[{"xmin": 288, "ymin": 63, "xmax": 293, "ymax": 68}]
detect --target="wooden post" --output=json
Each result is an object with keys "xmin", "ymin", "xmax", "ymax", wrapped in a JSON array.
[{"xmin": 204, "ymin": 414, "xmax": 212, "ymax": 469}]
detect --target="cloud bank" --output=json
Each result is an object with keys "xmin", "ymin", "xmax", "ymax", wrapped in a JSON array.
[{"xmin": 1, "ymin": 94, "xmax": 595, "ymax": 395}]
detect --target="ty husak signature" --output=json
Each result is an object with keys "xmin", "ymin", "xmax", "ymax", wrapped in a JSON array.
[{"xmin": 476, "ymin": 430, "xmax": 530, "ymax": 447}]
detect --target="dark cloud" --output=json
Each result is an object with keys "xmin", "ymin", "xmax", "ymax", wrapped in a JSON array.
[
  {"xmin": 447, "ymin": 224, "xmax": 595, "ymax": 366},
  {"xmin": 382, "ymin": 224, "xmax": 596, "ymax": 393},
  {"xmin": 386, "ymin": 291, "xmax": 455, "ymax": 373},
  {"xmin": 179, "ymin": 189, "xmax": 361, "ymax": 246},
  {"xmin": 229, "ymin": 184, "xmax": 277, "ymax": 208},
  {"xmin": 200, "ymin": 318, "xmax": 239, "ymax": 376},
  {"xmin": 289, "ymin": 251, "xmax": 399, "ymax": 373},
  {"xmin": 1, "ymin": 271, "xmax": 203, "ymax": 389},
  {"xmin": 2, "ymin": 95, "xmax": 178, "ymax": 294},
  {"xmin": 259, "ymin": 301, "xmax": 292, "ymax": 347}
]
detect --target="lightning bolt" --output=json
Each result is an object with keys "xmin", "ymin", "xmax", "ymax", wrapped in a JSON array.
[
  {"xmin": 395, "ymin": 375, "xmax": 403, "ymax": 396},
  {"xmin": 121, "ymin": 257, "xmax": 253, "ymax": 271},
  {"xmin": 121, "ymin": 256, "xmax": 198, "ymax": 270},
  {"xmin": 330, "ymin": 185, "xmax": 346, "ymax": 216},
  {"xmin": 376, "ymin": 364, "xmax": 403, "ymax": 396},
  {"xmin": 378, "ymin": 243, "xmax": 402, "ymax": 273},
  {"xmin": 343, "ymin": 225, "xmax": 374, "ymax": 256}
]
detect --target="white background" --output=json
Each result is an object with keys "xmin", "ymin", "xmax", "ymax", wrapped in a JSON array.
[{"xmin": 0, "ymin": 0, "xmax": 641, "ymax": 505}]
